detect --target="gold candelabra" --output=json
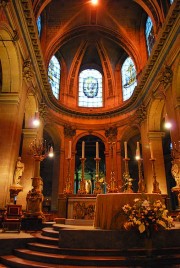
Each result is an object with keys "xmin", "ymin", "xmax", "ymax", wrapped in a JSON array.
[
  {"xmin": 78, "ymin": 157, "xmax": 87, "ymax": 194},
  {"xmin": 137, "ymin": 158, "xmax": 146, "ymax": 193},
  {"xmin": 171, "ymin": 141, "xmax": 180, "ymax": 210},
  {"xmin": 93, "ymin": 157, "xmax": 102, "ymax": 194},
  {"xmin": 123, "ymin": 158, "xmax": 133, "ymax": 193},
  {"xmin": 64, "ymin": 157, "xmax": 72, "ymax": 194},
  {"xmin": 107, "ymin": 141, "xmax": 119, "ymax": 193},
  {"xmin": 150, "ymin": 158, "xmax": 161, "ymax": 194}
]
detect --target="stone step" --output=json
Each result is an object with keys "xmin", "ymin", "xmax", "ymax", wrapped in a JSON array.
[
  {"xmin": 12, "ymin": 248, "xmax": 180, "ymax": 266},
  {"xmin": 0, "ymin": 255, "xmax": 71, "ymax": 268},
  {"xmin": 41, "ymin": 227, "xmax": 59, "ymax": 238},
  {"xmin": 33, "ymin": 233, "xmax": 58, "ymax": 245},
  {"xmin": 27, "ymin": 241, "xmax": 180, "ymax": 258},
  {"xmin": 65, "ymin": 219, "xmax": 94, "ymax": 226}
]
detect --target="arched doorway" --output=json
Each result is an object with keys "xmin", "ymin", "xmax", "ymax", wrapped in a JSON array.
[{"xmin": 75, "ymin": 135, "xmax": 105, "ymax": 194}]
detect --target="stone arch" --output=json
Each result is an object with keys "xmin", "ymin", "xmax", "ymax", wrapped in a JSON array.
[
  {"xmin": 0, "ymin": 23, "xmax": 21, "ymax": 93},
  {"xmin": 73, "ymin": 131, "xmax": 107, "ymax": 151},
  {"xmin": 148, "ymin": 98, "xmax": 165, "ymax": 131},
  {"xmin": 42, "ymin": 123, "xmax": 61, "ymax": 211}
]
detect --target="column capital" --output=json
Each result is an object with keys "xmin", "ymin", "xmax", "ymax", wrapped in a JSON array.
[
  {"xmin": 0, "ymin": 93, "xmax": 20, "ymax": 104},
  {"xmin": 148, "ymin": 131, "xmax": 165, "ymax": 139},
  {"xmin": 22, "ymin": 128, "xmax": 38, "ymax": 138}
]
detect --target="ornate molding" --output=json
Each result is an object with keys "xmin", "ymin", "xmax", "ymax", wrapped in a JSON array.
[
  {"xmin": 0, "ymin": 0, "xmax": 9, "ymax": 7},
  {"xmin": 105, "ymin": 126, "xmax": 117, "ymax": 141},
  {"xmin": 39, "ymin": 102, "xmax": 48, "ymax": 120},
  {"xmin": 135, "ymin": 103, "xmax": 147, "ymax": 124},
  {"xmin": 23, "ymin": 59, "xmax": 34, "ymax": 82},
  {"xmin": 64, "ymin": 124, "xmax": 76, "ymax": 138},
  {"xmin": 159, "ymin": 65, "xmax": 173, "ymax": 88}
]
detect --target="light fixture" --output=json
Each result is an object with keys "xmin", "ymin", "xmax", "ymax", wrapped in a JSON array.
[
  {"xmin": 48, "ymin": 146, "xmax": 54, "ymax": 158},
  {"xmin": 91, "ymin": 0, "xmax": 98, "ymax": 5},
  {"xmin": 164, "ymin": 114, "xmax": 172, "ymax": 129},
  {"xmin": 33, "ymin": 111, "xmax": 40, "ymax": 127}
]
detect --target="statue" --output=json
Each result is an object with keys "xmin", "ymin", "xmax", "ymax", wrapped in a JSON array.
[{"xmin": 13, "ymin": 157, "xmax": 24, "ymax": 185}]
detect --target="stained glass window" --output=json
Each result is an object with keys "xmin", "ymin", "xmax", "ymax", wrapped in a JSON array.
[
  {"xmin": 145, "ymin": 17, "xmax": 155, "ymax": 56},
  {"xmin": 48, "ymin": 55, "xmax": 60, "ymax": 99},
  {"xmin": 37, "ymin": 16, "xmax": 41, "ymax": 37},
  {"xmin": 122, "ymin": 57, "xmax": 137, "ymax": 101},
  {"xmin": 79, "ymin": 69, "xmax": 103, "ymax": 107}
]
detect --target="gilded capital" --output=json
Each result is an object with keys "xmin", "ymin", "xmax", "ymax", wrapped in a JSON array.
[{"xmin": 159, "ymin": 65, "xmax": 173, "ymax": 88}]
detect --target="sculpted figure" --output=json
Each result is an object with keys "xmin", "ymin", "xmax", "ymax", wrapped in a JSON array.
[{"xmin": 13, "ymin": 157, "xmax": 24, "ymax": 185}]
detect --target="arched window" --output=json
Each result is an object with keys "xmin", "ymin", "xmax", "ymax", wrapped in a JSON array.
[
  {"xmin": 48, "ymin": 55, "xmax": 60, "ymax": 99},
  {"xmin": 78, "ymin": 69, "xmax": 103, "ymax": 107},
  {"xmin": 145, "ymin": 17, "xmax": 155, "ymax": 56},
  {"xmin": 122, "ymin": 57, "xmax": 137, "ymax": 101},
  {"xmin": 37, "ymin": 16, "xmax": 42, "ymax": 37}
]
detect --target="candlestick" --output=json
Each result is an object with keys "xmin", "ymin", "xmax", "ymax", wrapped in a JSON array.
[
  {"xmin": 124, "ymin": 141, "xmax": 128, "ymax": 159},
  {"xmin": 64, "ymin": 157, "xmax": 72, "ymax": 194},
  {"xmin": 82, "ymin": 141, "xmax": 85, "ymax": 158},
  {"xmin": 107, "ymin": 141, "xmax": 119, "ymax": 193},
  {"xmin": 96, "ymin": 142, "xmax": 99, "ymax": 158},
  {"xmin": 150, "ymin": 159, "xmax": 161, "ymax": 194},
  {"xmin": 136, "ymin": 141, "xmax": 140, "ymax": 158},
  {"xmin": 123, "ymin": 158, "xmax": 133, "ymax": 193},
  {"xmin": 149, "ymin": 142, "xmax": 154, "ymax": 159},
  {"xmin": 78, "ymin": 157, "xmax": 86, "ymax": 194},
  {"xmin": 93, "ymin": 156, "xmax": 102, "ymax": 194},
  {"xmin": 137, "ymin": 158, "xmax": 146, "ymax": 193},
  {"xmin": 68, "ymin": 141, "xmax": 72, "ymax": 159}
]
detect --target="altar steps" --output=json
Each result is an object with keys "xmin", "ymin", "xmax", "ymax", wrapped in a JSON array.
[
  {"xmin": 1, "ymin": 247, "xmax": 180, "ymax": 267},
  {"xmin": 1, "ymin": 225, "xmax": 180, "ymax": 267}
]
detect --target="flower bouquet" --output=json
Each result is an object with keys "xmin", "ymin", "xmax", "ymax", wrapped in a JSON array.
[{"xmin": 122, "ymin": 198, "xmax": 174, "ymax": 237}]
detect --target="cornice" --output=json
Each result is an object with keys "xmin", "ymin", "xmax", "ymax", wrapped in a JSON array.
[{"xmin": 12, "ymin": 0, "xmax": 180, "ymax": 120}]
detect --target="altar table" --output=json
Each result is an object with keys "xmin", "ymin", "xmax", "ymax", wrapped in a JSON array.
[{"xmin": 93, "ymin": 193, "xmax": 163, "ymax": 230}]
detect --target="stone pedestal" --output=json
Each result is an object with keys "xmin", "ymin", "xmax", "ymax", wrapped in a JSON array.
[
  {"xmin": 25, "ymin": 177, "xmax": 45, "ymax": 220},
  {"xmin": 9, "ymin": 184, "xmax": 23, "ymax": 204}
]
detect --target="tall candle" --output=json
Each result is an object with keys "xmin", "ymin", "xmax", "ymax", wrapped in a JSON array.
[
  {"xmin": 68, "ymin": 141, "xmax": 71, "ymax": 159},
  {"xmin": 149, "ymin": 142, "xmax": 154, "ymax": 159},
  {"xmin": 96, "ymin": 142, "xmax": 99, "ymax": 158},
  {"xmin": 124, "ymin": 141, "xmax": 128, "ymax": 159},
  {"xmin": 82, "ymin": 141, "xmax": 85, "ymax": 158},
  {"xmin": 136, "ymin": 141, "xmax": 140, "ymax": 158}
]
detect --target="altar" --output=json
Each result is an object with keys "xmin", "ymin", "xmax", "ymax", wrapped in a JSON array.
[{"xmin": 94, "ymin": 193, "xmax": 163, "ymax": 230}]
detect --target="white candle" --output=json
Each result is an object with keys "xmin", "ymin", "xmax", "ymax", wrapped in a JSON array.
[
  {"xmin": 149, "ymin": 142, "xmax": 154, "ymax": 159},
  {"xmin": 68, "ymin": 141, "xmax": 71, "ymax": 159},
  {"xmin": 96, "ymin": 142, "xmax": 99, "ymax": 158},
  {"xmin": 136, "ymin": 141, "xmax": 140, "ymax": 158},
  {"xmin": 124, "ymin": 141, "xmax": 128, "ymax": 159},
  {"xmin": 82, "ymin": 141, "xmax": 85, "ymax": 158}
]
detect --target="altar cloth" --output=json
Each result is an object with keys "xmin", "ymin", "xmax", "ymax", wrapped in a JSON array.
[{"xmin": 93, "ymin": 193, "xmax": 163, "ymax": 230}]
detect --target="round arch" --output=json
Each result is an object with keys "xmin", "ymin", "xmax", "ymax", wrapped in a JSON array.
[
  {"xmin": 148, "ymin": 98, "xmax": 165, "ymax": 131},
  {"xmin": 0, "ymin": 23, "xmax": 21, "ymax": 93}
]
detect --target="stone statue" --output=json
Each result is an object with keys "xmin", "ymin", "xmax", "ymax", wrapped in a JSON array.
[{"xmin": 13, "ymin": 157, "xmax": 24, "ymax": 185}]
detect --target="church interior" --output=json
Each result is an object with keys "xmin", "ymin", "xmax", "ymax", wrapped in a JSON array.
[{"xmin": 0, "ymin": 0, "xmax": 180, "ymax": 267}]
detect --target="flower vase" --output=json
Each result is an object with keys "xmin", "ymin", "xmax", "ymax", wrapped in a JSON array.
[{"xmin": 145, "ymin": 237, "xmax": 152, "ymax": 257}]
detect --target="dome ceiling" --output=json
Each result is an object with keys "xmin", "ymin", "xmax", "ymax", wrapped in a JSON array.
[{"xmin": 31, "ymin": 0, "xmax": 163, "ymax": 117}]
